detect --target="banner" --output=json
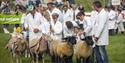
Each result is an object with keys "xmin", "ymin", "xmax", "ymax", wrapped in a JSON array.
[
  {"xmin": 0, "ymin": 14, "xmax": 22, "ymax": 24},
  {"xmin": 112, "ymin": 0, "xmax": 121, "ymax": 5}
]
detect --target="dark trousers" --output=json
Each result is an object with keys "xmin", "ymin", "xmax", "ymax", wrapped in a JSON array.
[
  {"xmin": 123, "ymin": 22, "xmax": 125, "ymax": 29},
  {"xmin": 109, "ymin": 29, "xmax": 116, "ymax": 35},
  {"xmin": 94, "ymin": 45, "xmax": 109, "ymax": 63}
]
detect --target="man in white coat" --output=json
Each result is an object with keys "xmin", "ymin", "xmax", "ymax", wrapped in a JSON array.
[
  {"xmin": 76, "ymin": 11, "xmax": 94, "ymax": 63},
  {"xmin": 117, "ymin": 9, "xmax": 125, "ymax": 34},
  {"xmin": 62, "ymin": 5, "xmax": 73, "ymax": 22},
  {"xmin": 92, "ymin": 1, "xmax": 109, "ymax": 63},
  {"xmin": 26, "ymin": 7, "xmax": 43, "ymax": 43},
  {"xmin": 107, "ymin": 6, "xmax": 117, "ymax": 35},
  {"xmin": 41, "ymin": 11, "xmax": 51, "ymax": 35},
  {"xmin": 76, "ymin": 12, "xmax": 92, "ymax": 39},
  {"xmin": 50, "ymin": 13, "xmax": 63, "ymax": 41},
  {"xmin": 47, "ymin": 2, "xmax": 63, "ymax": 23},
  {"xmin": 70, "ymin": 4, "xmax": 80, "ymax": 21}
]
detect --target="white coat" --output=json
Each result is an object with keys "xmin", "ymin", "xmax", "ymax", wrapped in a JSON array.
[
  {"xmin": 77, "ymin": 16, "xmax": 92, "ymax": 37},
  {"xmin": 62, "ymin": 9, "xmax": 73, "ymax": 22},
  {"xmin": 50, "ymin": 20, "xmax": 62, "ymax": 41},
  {"xmin": 117, "ymin": 13, "xmax": 125, "ymax": 32},
  {"xmin": 26, "ymin": 12, "xmax": 43, "ymax": 41},
  {"xmin": 121, "ymin": 10, "xmax": 125, "ymax": 22},
  {"xmin": 93, "ymin": 9, "xmax": 109, "ymax": 46},
  {"xmin": 90, "ymin": 10, "xmax": 98, "ymax": 36},
  {"xmin": 70, "ymin": 8, "xmax": 80, "ymax": 21},
  {"xmin": 108, "ymin": 10, "xmax": 117, "ymax": 29},
  {"xmin": 41, "ymin": 17, "xmax": 51, "ymax": 35}
]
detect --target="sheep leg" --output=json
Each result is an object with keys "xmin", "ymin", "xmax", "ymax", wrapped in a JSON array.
[
  {"xmin": 36, "ymin": 54, "xmax": 39, "ymax": 63},
  {"xmin": 31, "ymin": 53, "xmax": 36, "ymax": 63},
  {"xmin": 57, "ymin": 56, "xmax": 64, "ymax": 63},
  {"xmin": 83, "ymin": 58, "xmax": 90, "ymax": 63},
  {"xmin": 60, "ymin": 57, "xmax": 64, "ymax": 63},
  {"xmin": 88, "ymin": 50, "xmax": 95, "ymax": 63},
  {"xmin": 42, "ymin": 54, "xmax": 45, "ymax": 63},
  {"xmin": 85, "ymin": 56, "xmax": 94, "ymax": 63},
  {"xmin": 57, "ymin": 56, "xmax": 60, "ymax": 63},
  {"xmin": 65, "ymin": 56, "xmax": 73, "ymax": 63},
  {"xmin": 76, "ymin": 58, "xmax": 81, "ymax": 63},
  {"xmin": 82, "ymin": 58, "xmax": 85, "ymax": 63},
  {"xmin": 51, "ymin": 55, "xmax": 56, "ymax": 63},
  {"xmin": 55, "ymin": 55, "xmax": 59, "ymax": 63}
]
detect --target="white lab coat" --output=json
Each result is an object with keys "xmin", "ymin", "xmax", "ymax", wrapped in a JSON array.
[
  {"xmin": 77, "ymin": 16, "xmax": 92, "ymax": 37},
  {"xmin": 90, "ymin": 10, "xmax": 98, "ymax": 36},
  {"xmin": 70, "ymin": 8, "xmax": 80, "ymax": 21},
  {"xmin": 117, "ymin": 13, "xmax": 125, "ymax": 32},
  {"xmin": 26, "ymin": 12, "xmax": 43, "ymax": 41},
  {"xmin": 62, "ymin": 9, "xmax": 73, "ymax": 22},
  {"xmin": 108, "ymin": 10, "xmax": 117, "ymax": 29},
  {"xmin": 41, "ymin": 17, "xmax": 51, "ymax": 35},
  {"xmin": 121, "ymin": 10, "xmax": 125, "ymax": 22},
  {"xmin": 93, "ymin": 9, "xmax": 109, "ymax": 46},
  {"xmin": 50, "ymin": 20, "xmax": 62, "ymax": 41}
]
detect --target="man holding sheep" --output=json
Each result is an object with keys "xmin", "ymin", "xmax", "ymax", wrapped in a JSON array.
[{"xmin": 92, "ymin": 1, "xmax": 109, "ymax": 63}]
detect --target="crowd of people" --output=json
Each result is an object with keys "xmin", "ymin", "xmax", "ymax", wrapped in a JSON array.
[{"xmin": 1, "ymin": 0, "xmax": 125, "ymax": 63}]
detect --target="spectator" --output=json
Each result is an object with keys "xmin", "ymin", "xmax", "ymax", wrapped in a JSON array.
[
  {"xmin": 107, "ymin": 6, "xmax": 117, "ymax": 35},
  {"xmin": 117, "ymin": 8, "xmax": 125, "ymax": 34}
]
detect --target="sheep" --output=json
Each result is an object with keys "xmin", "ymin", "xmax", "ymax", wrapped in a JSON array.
[
  {"xmin": 5, "ymin": 32, "xmax": 27, "ymax": 63},
  {"xmin": 49, "ymin": 37, "xmax": 75, "ymax": 63},
  {"xmin": 29, "ymin": 34, "xmax": 50, "ymax": 63},
  {"xmin": 74, "ymin": 40, "xmax": 93, "ymax": 63}
]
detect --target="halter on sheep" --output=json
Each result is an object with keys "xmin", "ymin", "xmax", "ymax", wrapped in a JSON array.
[{"xmin": 29, "ymin": 34, "xmax": 50, "ymax": 63}]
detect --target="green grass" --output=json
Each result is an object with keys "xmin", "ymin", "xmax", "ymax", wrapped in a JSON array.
[{"xmin": 107, "ymin": 34, "xmax": 125, "ymax": 63}]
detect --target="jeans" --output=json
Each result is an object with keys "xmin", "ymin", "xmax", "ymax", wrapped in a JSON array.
[
  {"xmin": 94, "ymin": 45, "xmax": 109, "ymax": 63},
  {"xmin": 123, "ymin": 22, "xmax": 125, "ymax": 29}
]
